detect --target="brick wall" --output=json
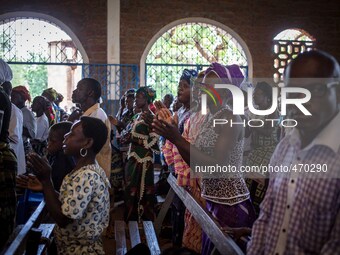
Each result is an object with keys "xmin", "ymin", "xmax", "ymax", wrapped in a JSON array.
[
  {"xmin": 121, "ymin": 0, "xmax": 340, "ymax": 77},
  {"xmin": 0, "ymin": 0, "xmax": 107, "ymax": 64}
]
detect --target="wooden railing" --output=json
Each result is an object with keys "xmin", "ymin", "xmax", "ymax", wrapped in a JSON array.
[
  {"xmin": 154, "ymin": 174, "xmax": 244, "ymax": 255},
  {"xmin": 1, "ymin": 201, "xmax": 55, "ymax": 255}
]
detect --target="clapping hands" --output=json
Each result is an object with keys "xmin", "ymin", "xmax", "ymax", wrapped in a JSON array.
[
  {"xmin": 153, "ymin": 100, "xmax": 173, "ymax": 124},
  {"xmin": 16, "ymin": 174, "xmax": 43, "ymax": 192},
  {"xmin": 26, "ymin": 153, "xmax": 52, "ymax": 184}
]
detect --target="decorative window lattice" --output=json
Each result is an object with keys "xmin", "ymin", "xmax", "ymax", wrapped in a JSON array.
[
  {"xmin": 0, "ymin": 17, "xmax": 83, "ymax": 63},
  {"xmin": 146, "ymin": 22, "xmax": 248, "ymax": 98},
  {"xmin": 273, "ymin": 29, "xmax": 315, "ymax": 82}
]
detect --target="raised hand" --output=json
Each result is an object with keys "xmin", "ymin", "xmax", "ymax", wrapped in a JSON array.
[
  {"xmin": 172, "ymin": 112, "xmax": 179, "ymax": 127},
  {"xmin": 27, "ymin": 153, "xmax": 53, "ymax": 183},
  {"xmin": 157, "ymin": 108, "xmax": 173, "ymax": 124},
  {"xmin": 153, "ymin": 100, "xmax": 173, "ymax": 124},
  {"xmin": 153, "ymin": 100, "xmax": 167, "ymax": 111},
  {"xmin": 108, "ymin": 115, "xmax": 118, "ymax": 126},
  {"xmin": 152, "ymin": 118, "xmax": 181, "ymax": 143},
  {"xmin": 16, "ymin": 174, "xmax": 43, "ymax": 192}
]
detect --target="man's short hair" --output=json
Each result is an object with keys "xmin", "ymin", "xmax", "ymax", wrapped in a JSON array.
[{"xmin": 83, "ymin": 78, "xmax": 102, "ymax": 101}]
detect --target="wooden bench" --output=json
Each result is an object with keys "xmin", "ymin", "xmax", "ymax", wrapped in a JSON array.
[
  {"xmin": 154, "ymin": 174, "xmax": 245, "ymax": 255},
  {"xmin": 115, "ymin": 220, "xmax": 161, "ymax": 255},
  {"xmin": 1, "ymin": 201, "xmax": 55, "ymax": 255}
]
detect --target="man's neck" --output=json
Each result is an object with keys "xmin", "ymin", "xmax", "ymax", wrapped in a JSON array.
[
  {"xmin": 17, "ymin": 103, "xmax": 25, "ymax": 109},
  {"xmin": 81, "ymin": 101, "xmax": 96, "ymax": 112},
  {"xmin": 36, "ymin": 111, "xmax": 43, "ymax": 117}
]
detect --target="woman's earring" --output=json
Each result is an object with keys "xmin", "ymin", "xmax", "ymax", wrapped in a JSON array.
[{"xmin": 80, "ymin": 148, "xmax": 87, "ymax": 157}]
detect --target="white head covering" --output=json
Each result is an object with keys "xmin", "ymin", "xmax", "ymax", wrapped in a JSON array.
[{"xmin": 0, "ymin": 59, "xmax": 13, "ymax": 85}]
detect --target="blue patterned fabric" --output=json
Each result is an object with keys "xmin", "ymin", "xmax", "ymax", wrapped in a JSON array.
[{"xmin": 54, "ymin": 164, "xmax": 110, "ymax": 254}]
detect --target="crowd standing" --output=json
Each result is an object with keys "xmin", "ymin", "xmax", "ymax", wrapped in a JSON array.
[{"xmin": 0, "ymin": 49, "xmax": 339, "ymax": 255}]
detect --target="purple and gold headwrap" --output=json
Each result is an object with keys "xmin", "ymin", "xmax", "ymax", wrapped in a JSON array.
[
  {"xmin": 204, "ymin": 62, "xmax": 244, "ymax": 87},
  {"xmin": 136, "ymin": 86, "xmax": 156, "ymax": 104}
]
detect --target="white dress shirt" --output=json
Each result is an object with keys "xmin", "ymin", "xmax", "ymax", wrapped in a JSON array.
[
  {"xmin": 35, "ymin": 114, "xmax": 49, "ymax": 142},
  {"xmin": 9, "ymin": 103, "xmax": 26, "ymax": 174}
]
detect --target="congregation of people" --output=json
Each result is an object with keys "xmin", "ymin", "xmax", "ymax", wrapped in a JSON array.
[{"xmin": 0, "ymin": 49, "xmax": 339, "ymax": 255}]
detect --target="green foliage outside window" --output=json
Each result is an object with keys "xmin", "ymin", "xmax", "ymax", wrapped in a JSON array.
[{"xmin": 146, "ymin": 22, "xmax": 248, "ymax": 99}]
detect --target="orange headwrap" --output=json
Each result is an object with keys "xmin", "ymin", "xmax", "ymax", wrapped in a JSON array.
[{"xmin": 12, "ymin": 85, "xmax": 31, "ymax": 102}]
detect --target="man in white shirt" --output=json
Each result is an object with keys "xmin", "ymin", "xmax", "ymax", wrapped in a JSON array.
[
  {"xmin": 71, "ymin": 78, "xmax": 112, "ymax": 177},
  {"xmin": 2, "ymin": 81, "xmax": 26, "ymax": 174}
]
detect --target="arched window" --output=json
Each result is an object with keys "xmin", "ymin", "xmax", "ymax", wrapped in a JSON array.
[
  {"xmin": 141, "ymin": 18, "xmax": 251, "ymax": 98},
  {"xmin": 0, "ymin": 16, "xmax": 84, "ymax": 63},
  {"xmin": 0, "ymin": 13, "xmax": 88, "ymax": 109},
  {"xmin": 273, "ymin": 29, "xmax": 315, "ymax": 82}
]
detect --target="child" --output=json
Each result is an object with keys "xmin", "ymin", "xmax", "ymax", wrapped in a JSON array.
[
  {"xmin": 17, "ymin": 122, "xmax": 75, "ymax": 192},
  {"xmin": 31, "ymin": 96, "xmax": 50, "ymax": 156},
  {"xmin": 27, "ymin": 116, "xmax": 110, "ymax": 254}
]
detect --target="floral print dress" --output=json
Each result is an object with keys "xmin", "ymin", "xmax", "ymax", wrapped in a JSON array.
[{"xmin": 54, "ymin": 163, "xmax": 110, "ymax": 255}]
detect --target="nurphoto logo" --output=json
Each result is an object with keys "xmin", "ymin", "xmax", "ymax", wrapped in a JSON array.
[{"xmin": 199, "ymin": 82, "xmax": 312, "ymax": 128}]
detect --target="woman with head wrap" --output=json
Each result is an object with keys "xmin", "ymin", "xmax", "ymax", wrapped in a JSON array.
[
  {"xmin": 109, "ymin": 88, "xmax": 136, "ymax": 137},
  {"xmin": 124, "ymin": 86, "xmax": 160, "ymax": 221},
  {"xmin": 165, "ymin": 69, "xmax": 207, "ymax": 253},
  {"xmin": 42, "ymin": 87, "xmax": 59, "ymax": 124},
  {"xmin": 0, "ymin": 59, "xmax": 17, "ymax": 249},
  {"xmin": 55, "ymin": 93, "xmax": 68, "ymax": 121},
  {"xmin": 177, "ymin": 68, "xmax": 198, "ymax": 132},
  {"xmin": 11, "ymin": 85, "xmax": 37, "ymax": 156},
  {"xmin": 153, "ymin": 63, "xmax": 256, "ymax": 254},
  {"xmin": 160, "ymin": 68, "xmax": 198, "ymax": 247},
  {"xmin": 12, "ymin": 85, "xmax": 31, "ymax": 102}
]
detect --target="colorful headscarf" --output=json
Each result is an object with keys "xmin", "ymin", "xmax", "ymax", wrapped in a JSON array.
[
  {"xmin": 12, "ymin": 85, "xmax": 31, "ymax": 102},
  {"xmin": 136, "ymin": 86, "xmax": 156, "ymax": 104},
  {"xmin": 204, "ymin": 62, "xmax": 244, "ymax": 87},
  {"xmin": 0, "ymin": 59, "xmax": 13, "ymax": 85},
  {"xmin": 42, "ymin": 88, "xmax": 58, "ymax": 101},
  {"xmin": 226, "ymin": 64, "xmax": 245, "ymax": 87},
  {"xmin": 180, "ymin": 69, "xmax": 198, "ymax": 85},
  {"xmin": 56, "ymin": 93, "xmax": 64, "ymax": 102}
]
